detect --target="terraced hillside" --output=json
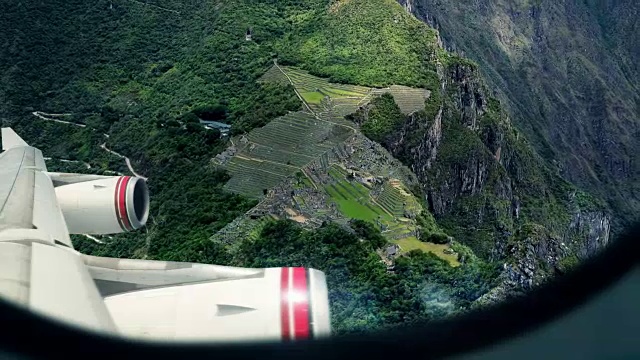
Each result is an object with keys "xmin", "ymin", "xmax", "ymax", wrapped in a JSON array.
[
  {"xmin": 372, "ymin": 85, "xmax": 430, "ymax": 114},
  {"xmin": 223, "ymin": 65, "xmax": 433, "ymax": 197},
  {"xmin": 284, "ymin": 66, "xmax": 370, "ymax": 109},
  {"xmin": 274, "ymin": 66, "xmax": 431, "ymax": 115},
  {"xmin": 223, "ymin": 111, "xmax": 354, "ymax": 197},
  {"xmin": 324, "ymin": 165, "xmax": 392, "ymax": 222}
]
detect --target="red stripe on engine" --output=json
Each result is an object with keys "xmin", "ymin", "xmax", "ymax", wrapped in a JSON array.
[
  {"xmin": 292, "ymin": 267, "xmax": 310, "ymax": 340},
  {"xmin": 118, "ymin": 176, "xmax": 133, "ymax": 231},
  {"xmin": 280, "ymin": 267, "xmax": 291, "ymax": 341},
  {"xmin": 114, "ymin": 177, "xmax": 126, "ymax": 231}
]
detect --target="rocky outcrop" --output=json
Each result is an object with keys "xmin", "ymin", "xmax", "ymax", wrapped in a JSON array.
[
  {"xmin": 388, "ymin": 107, "xmax": 443, "ymax": 183},
  {"xmin": 477, "ymin": 208, "xmax": 610, "ymax": 306},
  {"xmin": 445, "ymin": 63, "xmax": 487, "ymax": 130},
  {"xmin": 426, "ymin": 152, "xmax": 498, "ymax": 216},
  {"xmin": 566, "ymin": 210, "xmax": 611, "ymax": 260}
]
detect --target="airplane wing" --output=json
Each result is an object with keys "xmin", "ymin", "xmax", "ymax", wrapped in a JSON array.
[
  {"xmin": 0, "ymin": 128, "xmax": 331, "ymax": 342},
  {"xmin": 0, "ymin": 128, "xmax": 117, "ymax": 333},
  {"xmin": 0, "ymin": 128, "xmax": 71, "ymax": 247},
  {"xmin": 84, "ymin": 256, "xmax": 331, "ymax": 342}
]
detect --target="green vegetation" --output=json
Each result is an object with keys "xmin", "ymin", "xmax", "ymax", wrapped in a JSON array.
[
  {"xmin": 324, "ymin": 166, "xmax": 392, "ymax": 223},
  {"xmin": 300, "ymin": 91, "xmax": 325, "ymax": 104},
  {"xmin": 279, "ymin": 66, "xmax": 371, "ymax": 117},
  {"xmin": 557, "ymin": 255, "xmax": 580, "ymax": 274},
  {"xmin": 350, "ymin": 93, "xmax": 406, "ymax": 143},
  {"xmin": 323, "ymin": 166, "xmax": 458, "ymax": 265},
  {"xmin": 326, "ymin": 185, "xmax": 387, "ymax": 222},
  {"xmin": 277, "ymin": 0, "xmax": 441, "ymax": 88},
  {"xmin": 236, "ymin": 220, "xmax": 498, "ymax": 334},
  {"xmin": 394, "ymin": 237, "xmax": 460, "ymax": 267}
]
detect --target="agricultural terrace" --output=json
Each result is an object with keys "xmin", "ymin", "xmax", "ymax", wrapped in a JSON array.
[
  {"xmin": 376, "ymin": 179, "xmax": 421, "ymax": 217},
  {"xmin": 261, "ymin": 65, "xmax": 431, "ymax": 121},
  {"xmin": 284, "ymin": 66, "xmax": 370, "ymax": 106},
  {"xmin": 257, "ymin": 65, "xmax": 290, "ymax": 86},
  {"xmin": 223, "ymin": 111, "xmax": 354, "ymax": 197},
  {"xmin": 225, "ymin": 66, "xmax": 373, "ymax": 198},
  {"xmin": 225, "ymin": 66, "xmax": 432, "ymax": 198},
  {"xmin": 372, "ymin": 85, "xmax": 431, "ymax": 115},
  {"xmin": 265, "ymin": 65, "xmax": 372, "ymax": 117}
]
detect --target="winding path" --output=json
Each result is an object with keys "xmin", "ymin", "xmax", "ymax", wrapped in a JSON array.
[
  {"xmin": 32, "ymin": 111, "xmax": 86, "ymax": 128},
  {"xmin": 100, "ymin": 143, "xmax": 148, "ymax": 180},
  {"xmin": 32, "ymin": 111, "xmax": 148, "ymax": 179}
]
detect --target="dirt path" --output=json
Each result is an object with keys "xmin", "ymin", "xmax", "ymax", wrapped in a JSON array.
[
  {"xmin": 100, "ymin": 143, "xmax": 148, "ymax": 180},
  {"xmin": 32, "ymin": 110, "xmax": 148, "ymax": 179},
  {"xmin": 32, "ymin": 111, "xmax": 86, "ymax": 128},
  {"xmin": 274, "ymin": 61, "xmax": 315, "ymax": 114}
]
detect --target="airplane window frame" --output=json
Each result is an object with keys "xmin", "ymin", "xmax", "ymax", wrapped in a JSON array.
[{"xmin": 0, "ymin": 223, "xmax": 637, "ymax": 359}]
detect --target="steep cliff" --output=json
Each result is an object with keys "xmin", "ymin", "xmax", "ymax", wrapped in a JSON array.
[
  {"xmin": 351, "ymin": 49, "xmax": 611, "ymax": 299},
  {"xmin": 397, "ymin": 0, "xmax": 639, "ymax": 231}
]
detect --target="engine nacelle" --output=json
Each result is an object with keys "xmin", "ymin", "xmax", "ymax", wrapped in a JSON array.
[
  {"xmin": 99, "ymin": 266, "xmax": 331, "ymax": 342},
  {"xmin": 54, "ymin": 176, "xmax": 149, "ymax": 234}
]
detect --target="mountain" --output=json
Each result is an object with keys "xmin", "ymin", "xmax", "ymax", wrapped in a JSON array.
[
  {"xmin": 398, "ymin": 0, "xmax": 640, "ymax": 230},
  {"xmin": 0, "ymin": 0, "xmax": 614, "ymax": 333}
]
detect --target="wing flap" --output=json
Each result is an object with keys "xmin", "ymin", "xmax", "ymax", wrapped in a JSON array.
[
  {"xmin": 0, "ymin": 147, "xmax": 36, "ymax": 232},
  {"xmin": 83, "ymin": 255, "xmax": 264, "ymax": 296},
  {"xmin": 0, "ymin": 145, "xmax": 71, "ymax": 246},
  {"xmin": 29, "ymin": 242, "xmax": 116, "ymax": 333}
]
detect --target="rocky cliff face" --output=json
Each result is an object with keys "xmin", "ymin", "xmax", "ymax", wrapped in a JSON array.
[
  {"xmin": 354, "ymin": 41, "xmax": 612, "ymax": 301},
  {"xmin": 397, "ymin": 0, "xmax": 640, "ymax": 232},
  {"xmin": 477, "ymin": 208, "xmax": 610, "ymax": 306}
]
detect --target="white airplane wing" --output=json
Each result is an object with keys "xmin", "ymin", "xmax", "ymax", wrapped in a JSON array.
[
  {"xmin": 0, "ymin": 129, "xmax": 71, "ymax": 247},
  {"xmin": 0, "ymin": 128, "xmax": 331, "ymax": 342},
  {"xmin": 0, "ymin": 128, "xmax": 116, "ymax": 333},
  {"xmin": 84, "ymin": 256, "xmax": 331, "ymax": 342}
]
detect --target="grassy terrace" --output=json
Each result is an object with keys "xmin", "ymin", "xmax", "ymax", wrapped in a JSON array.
[
  {"xmin": 224, "ymin": 110, "xmax": 355, "ymax": 197},
  {"xmin": 276, "ymin": 66, "xmax": 372, "ymax": 115},
  {"xmin": 324, "ymin": 166, "xmax": 392, "ymax": 223},
  {"xmin": 372, "ymin": 85, "xmax": 430, "ymax": 114},
  {"xmin": 257, "ymin": 65, "xmax": 290, "ymax": 86},
  {"xmin": 285, "ymin": 67, "xmax": 370, "ymax": 96},
  {"xmin": 376, "ymin": 182, "xmax": 406, "ymax": 216}
]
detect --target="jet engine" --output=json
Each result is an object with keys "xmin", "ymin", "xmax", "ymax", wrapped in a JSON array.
[
  {"xmin": 82, "ymin": 256, "xmax": 332, "ymax": 342},
  {"xmin": 52, "ymin": 175, "xmax": 149, "ymax": 234}
]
